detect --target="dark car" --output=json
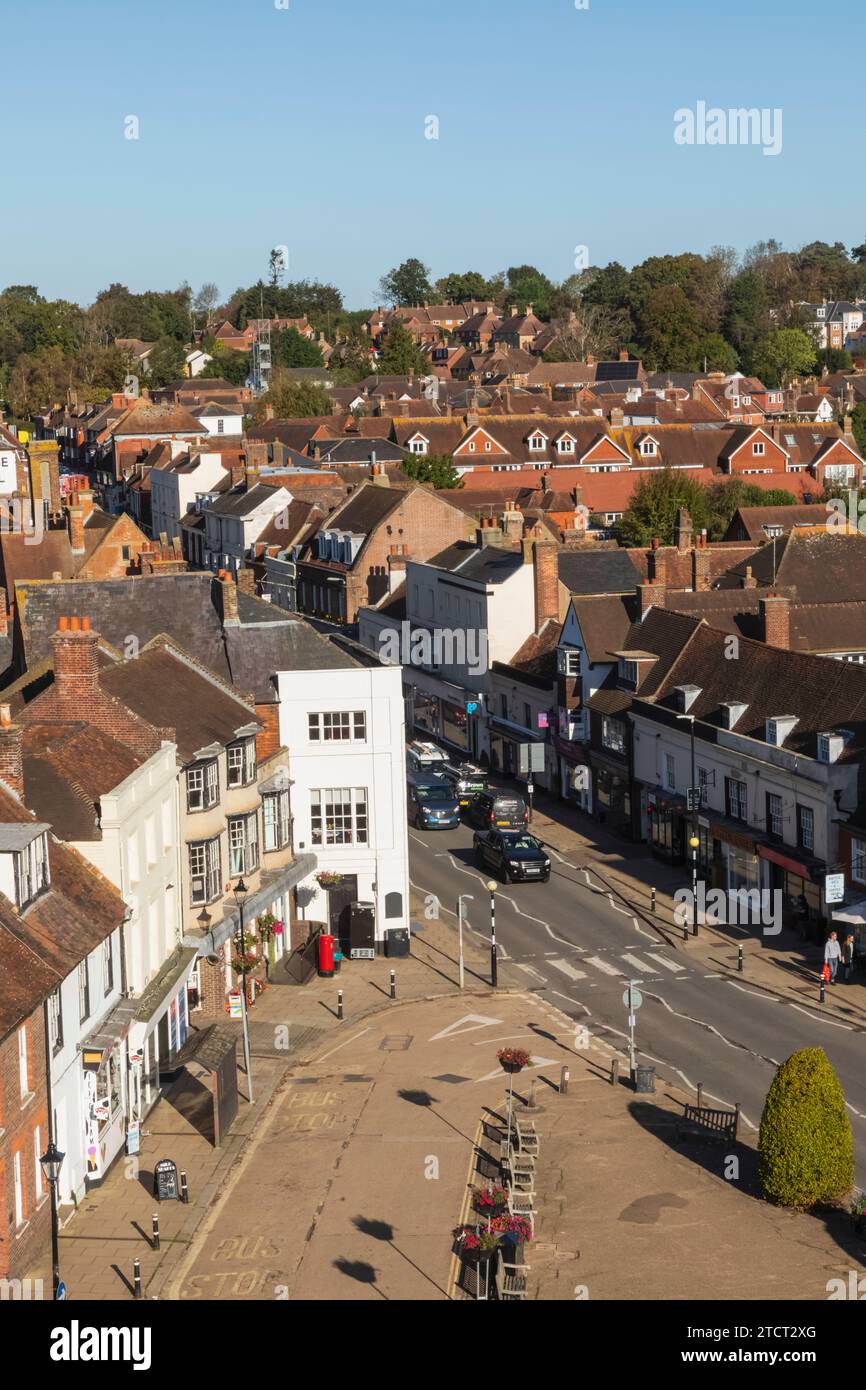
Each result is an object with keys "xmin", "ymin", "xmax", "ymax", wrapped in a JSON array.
[
  {"xmin": 439, "ymin": 760, "xmax": 489, "ymax": 807},
  {"xmin": 406, "ymin": 773, "xmax": 461, "ymax": 829},
  {"xmin": 464, "ymin": 790, "xmax": 528, "ymax": 830},
  {"xmin": 474, "ymin": 830, "xmax": 551, "ymax": 882}
]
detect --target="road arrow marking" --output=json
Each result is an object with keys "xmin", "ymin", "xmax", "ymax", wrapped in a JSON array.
[{"xmin": 429, "ymin": 1013, "xmax": 503, "ymax": 1042}]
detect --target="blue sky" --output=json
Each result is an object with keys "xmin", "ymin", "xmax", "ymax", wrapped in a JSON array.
[{"xmin": 6, "ymin": 0, "xmax": 865, "ymax": 309}]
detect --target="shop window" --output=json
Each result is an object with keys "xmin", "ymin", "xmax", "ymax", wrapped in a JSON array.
[{"xmin": 796, "ymin": 804, "xmax": 814, "ymax": 852}]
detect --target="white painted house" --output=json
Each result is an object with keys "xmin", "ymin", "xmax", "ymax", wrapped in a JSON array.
[
  {"xmin": 150, "ymin": 449, "xmax": 229, "ymax": 548},
  {"xmin": 275, "ymin": 647, "xmax": 409, "ymax": 948},
  {"xmin": 203, "ymin": 483, "xmax": 293, "ymax": 576}
]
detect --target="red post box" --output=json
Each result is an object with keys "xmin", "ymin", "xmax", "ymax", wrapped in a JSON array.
[{"xmin": 318, "ymin": 932, "xmax": 336, "ymax": 978}]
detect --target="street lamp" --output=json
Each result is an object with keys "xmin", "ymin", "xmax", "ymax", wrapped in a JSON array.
[
  {"xmin": 486, "ymin": 880, "xmax": 498, "ymax": 987},
  {"xmin": 677, "ymin": 713, "xmax": 700, "ymax": 937},
  {"xmin": 456, "ymin": 894, "xmax": 474, "ymax": 990},
  {"xmin": 39, "ymin": 1139, "xmax": 65, "ymax": 1299},
  {"xmin": 233, "ymin": 877, "xmax": 254, "ymax": 1103}
]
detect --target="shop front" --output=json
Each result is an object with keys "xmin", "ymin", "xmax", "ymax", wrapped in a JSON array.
[
  {"xmin": 758, "ymin": 843, "xmax": 825, "ymax": 936},
  {"xmin": 590, "ymin": 753, "xmax": 632, "ymax": 837},
  {"xmin": 127, "ymin": 946, "xmax": 198, "ymax": 1130},
  {"xmin": 488, "ymin": 717, "xmax": 550, "ymax": 789},
  {"xmin": 407, "ymin": 675, "xmax": 480, "ymax": 758},
  {"xmin": 80, "ymin": 998, "xmax": 137, "ymax": 1187},
  {"xmin": 553, "ymin": 735, "xmax": 590, "ymax": 809}
]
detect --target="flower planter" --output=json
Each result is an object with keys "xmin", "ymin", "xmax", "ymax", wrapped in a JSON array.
[{"xmin": 500, "ymin": 1060, "xmax": 524, "ymax": 1075}]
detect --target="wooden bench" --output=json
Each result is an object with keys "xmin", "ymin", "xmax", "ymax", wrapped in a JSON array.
[
  {"xmin": 506, "ymin": 1155, "xmax": 535, "ymax": 1194},
  {"xmin": 675, "ymin": 1102, "xmax": 740, "ymax": 1146},
  {"xmin": 494, "ymin": 1260, "xmax": 530, "ymax": 1300},
  {"xmin": 507, "ymin": 1190, "xmax": 534, "ymax": 1234}
]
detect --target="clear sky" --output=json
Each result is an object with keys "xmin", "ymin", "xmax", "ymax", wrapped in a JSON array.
[{"xmin": 6, "ymin": 0, "xmax": 864, "ymax": 309}]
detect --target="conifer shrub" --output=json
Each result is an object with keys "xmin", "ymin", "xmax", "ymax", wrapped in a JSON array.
[{"xmin": 758, "ymin": 1047, "xmax": 853, "ymax": 1210}]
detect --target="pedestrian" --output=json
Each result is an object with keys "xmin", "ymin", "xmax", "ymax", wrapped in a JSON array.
[
  {"xmin": 824, "ymin": 930, "xmax": 842, "ymax": 984},
  {"xmin": 842, "ymin": 933, "xmax": 855, "ymax": 983}
]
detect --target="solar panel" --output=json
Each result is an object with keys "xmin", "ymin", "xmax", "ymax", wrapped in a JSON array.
[{"xmin": 596, "ymin": 361, "xmax": 639, "ymax": 382}]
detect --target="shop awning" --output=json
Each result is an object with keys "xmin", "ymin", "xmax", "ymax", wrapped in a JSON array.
[
  {"xmin": 757, "ymin": 844, "xmax": 818, "ymax": 879},
  {"xmin": 80, "ymin": 998, "xmax": 138, "ymax": 1066},
  {"xmin": 831, "ymin": 898, "xmax": 866, "ymax": 926},
  {"xmin": 488, "ymin": 717, "xmax": 545, "ymax": 744}
]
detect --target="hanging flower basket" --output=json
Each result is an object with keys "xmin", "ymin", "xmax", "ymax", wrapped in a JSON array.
[
  {"xmin": 491, "ymin": 1213, "xmax": 533, "ymax": 1245},
  {"xmin": 454, "ymin": 1224, "xmax": 499, "ymax": 1260},
  {"xmin": 316, "ymin": 871, "xmax": 344, "ymax": 890},
  {"xmin": 472, "ymin": 1183, "xmax": 509, "ymax": 1217},
  {"xmin": 232, "ymin": 950, "xmax": 258, "ymax": 975},
  {"xmin": 497, "ymin": 1046, "xmax": 531, "ymax": 1075}
]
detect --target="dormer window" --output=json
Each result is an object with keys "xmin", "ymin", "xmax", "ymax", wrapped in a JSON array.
[
  {"xmin": 227, "ymin": 736, "xmax": 257, "ymax": 788},
  {"xmin": 640, "ymin": 439, "xmax": 658, "ymax": 457},
  {"xmin": 410, "ymin": 437, "xmax": 428, "ymax": 455},
  {"xmin": 529, "ymin": 434, "xmax": 547, "ymax": 452},
  {"xmin": 557, "ymin": 437, "xmax": 575, "ymax": 454},
  {"xmin": 187, "ymin": 758, "xmax": 219, "ymax": 813},
  {"xmin": 0, "ymin": 826, "xmax": 51, "ymax": 910},
  {"xmin": 618, "ymin": 659, "xmax": 638, "ymax": 686}
]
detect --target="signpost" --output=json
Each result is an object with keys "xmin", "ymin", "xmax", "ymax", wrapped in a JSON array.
[
  {"xmin": 154, "ymin": 1159, "xmax": 180, "ymax": 1203},
  {"xmin": 55, "ymin": 1280, "xmax": 67, "ymax": 1302},
  {"xmin": 622, "ymin": 982, "xmax": 643, "ymax": 1080}
]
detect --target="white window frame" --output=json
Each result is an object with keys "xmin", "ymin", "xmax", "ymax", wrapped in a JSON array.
[
  {"xmin": 18, "ymin": 1024, "xmax": 29, "ymax": 1099},
  {"xmin": 187, "ymin": 759, "xmax": 219, "ymax": 812},
  {"xmin": 189, "ymin": 836, "xmax": 221, "ymax": 906},
  {"xmin": 228, "ymin": 812, "xmax": 260, "ymax": 876},
  {"xmin": 311, "ymin": 787, "xmax": 369, "ymax": 846},
  {"xmin": 227, "ymin": 738, "xmax": 257, "ymax": 788},
  {"xmin": 308, "ymin": 711, "xmax": 367, "ymax": 743},
  {"xmin": 601, "ymin": 717, "xmax": 625, "ymax": 754},
  {"xmin": 263, "ymin": 789, "xmax": 290, "ymax": 852},
  {"xmin": 752, "ymin": 441, "xmax": 765, "ymax": 456}
]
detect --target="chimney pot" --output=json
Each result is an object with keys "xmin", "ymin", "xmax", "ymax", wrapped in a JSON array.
[
  {"xmin": 58, "ymin": 616, "xmax": 68, "ymax": 631},
  {"xmin": 81, "ymin": 616, "xmax": 90, "ymax": 631},
  {"xmin": 70, "ymin": 616, "xmax": 80, "ymax": 632}
]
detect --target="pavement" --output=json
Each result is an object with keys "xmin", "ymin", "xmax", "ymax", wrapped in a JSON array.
[{"xmin": 21, "ymin": 858, "xmax": 866, "ymax": 1302}]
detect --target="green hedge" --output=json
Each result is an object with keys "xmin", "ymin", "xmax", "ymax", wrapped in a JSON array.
[{"xmin": 758, "ymin": 1047, "xmax": 853, "ymax": 1210}]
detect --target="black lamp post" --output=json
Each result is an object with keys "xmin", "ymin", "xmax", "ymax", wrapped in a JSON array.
[
  {"xmin": 233, "ymin": 877, "xmax": 254, "ymax": 1102},
  {"xmin": 39, "ymin": 1140, "xmax": 65, "ymax": 1299}
]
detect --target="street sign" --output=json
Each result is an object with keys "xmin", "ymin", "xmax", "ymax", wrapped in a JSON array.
[
  {"xmin": 228, "ymin": 992, "xmax": 243, "ymax": 1019},
  {"xmin": 686, "ymin": 787, "xmax": 702, "ymax": 811},
  {"xmin": 825, "ymin": 873, "xmax": 845, "ymax": 905},
  {"xmin": 55, "ymin": 1281, "xmax": 67, "ymax": 1301},
  {"xmin": 519, "ymin": 742, "xmax": 546, "ymax": 774},
  {"xmin": 466, "ymin": 701, "xmax": 478, "ymax": 715},
  {"xmin": 622, "ymin": 986, "xmax": 643, "ymax": 1010}
]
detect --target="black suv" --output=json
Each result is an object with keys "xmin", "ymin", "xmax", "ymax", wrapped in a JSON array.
[
  {"xmin": 474, "ymin": 829, "xmax": 551, "ymax": 882},
  {"xmin": 464, "ymin": 790, "xmax": 528, "ymax": 829},
  {"xmin": 439, "ymin": 760, "xmax": 489, "ymax": 807}
]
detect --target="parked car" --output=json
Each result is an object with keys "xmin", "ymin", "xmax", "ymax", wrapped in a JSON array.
[
  {"xmin": 439, "ymin": 760, "xmax": 489, "ymax": 806},
  {"xmin": 464, "ymin": 790, "xmax": 528, "ymax": 829},
  {"xmin": 406, "ymin": 772, "xmax": 460, "ymax": 829},
  {"xmin": 407, "ymin": 741, "xmax": 448, "ymax": 773},
  {"xmin": 473, "ymin": 830, "xmax": 551, "ymax": 882}
]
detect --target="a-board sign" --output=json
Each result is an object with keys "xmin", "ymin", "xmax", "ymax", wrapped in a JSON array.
[{"xmin": 154, "ymin": 1158, "xmax": 180, "ymax": 1202}]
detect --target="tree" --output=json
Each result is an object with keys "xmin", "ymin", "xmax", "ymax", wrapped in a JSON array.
[
  {"xmin": 204, "ymin": 346, "xmax": 250, "ymax": 386},
  {"xmin": 378, "ymin": 321, "xmax": 427, "ymax": 375},
  {"xmin": 758, "ymin": 1047, "xmax": 853, "ymax": 1210},
  {"xmin": 723, "ymin": 269, "xmax": 770, "ymax": 371},
  {"xmin": 696, "ymin": 333, "xmax": 738, "ymax": 374},
  {"xmin": 434, "ymin": 271, "xmax": 496, "ymax": 303},
  {"xmin": 504, "ymin": 264, "xmax": 556, "ymax": 320},
  {"xmin": 618, "ymin": 467, "xmax": 712, "ymax": 547},
  {"xmin": 543, "ymin": 303, "xmax": 632, "ymax": 363},
  {"xmin": 815, "ymin": 348, "xmax": 853, "ymax": 375},
  {"xmin": 145, "ymin": 335, "xmax": 188, "ymax": 387},
  {"xmin": 378, "ymin": 258, "xmax": 432, "ymax": 307},
  {"xmin": 330, "ymin": 331, "xmax": 375, "ymax": 383},
  {"xmin": 401, "ymin": 452, "xmax": 460, "ymax": 488},
  {"xmin": 752, "ymin": 328, "xmax": 816, "ymax": 387},
  {"xmin": 707, "ymin": 480, "xmax": 796, "ymax": 537},
  {"xmin": 271, "ymin": 328, "xmax": 324, "ymax": 369},
  {"xmin": 637, "ymin": 285, "xmax": 703, "ymax": 371},
  {"xmin": 250, "ymin": 374, "xmax": 333, "ymax": 424},
  {"xmin": 850, "ymin": 403, "xmax": 866, "ymax": 455},
  {"xmin": 581, "ymin": 261, "xmax": 631, "ymax": 310},
  {"xmin": 193, "ymin": 282, "xmax": 220, "ymax": 328}
]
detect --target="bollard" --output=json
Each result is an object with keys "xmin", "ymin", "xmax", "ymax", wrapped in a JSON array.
[
  {"xmin": 152, "ymin": 1214, "xmax": 160, "ymax": 1251},
  {"xmin": 819, "ymin": 977, "xmax": 825, "ymax": 1005},
  {"xmin": 651, "ymin": 887, "xmax": 657, "ymax": 914},
  {"xmin": 133, "ymin": 1258, "xmax": 142, "ymax": 1300},
  {"xmin": 737, "ymin": 945, "xmax": 744, "ymax": 973},
  {"xmin": 180, "ymin": 1171, "xmax": 189, "ymax": 1204},
  {"xmin": 527, "ymin": 1079, "xmax": 537, "ymax": 1110},
  {"xmin": 682, "ymin": 921, "xmax": 689, "ymax": 943},
  {"xmin": 559, "ymin": 1064, "xmax": 569, "ymax": 1095},
  {"xmin": 610, "ymin": 1058, "xmax": 619, "ymax": 1087},
  {"xmin": 337, "ymin": 988, "xmax": 344, "ymax": 1021},
  {"xmin": 697, "ymin": 1082, "xmax": 703, "ymax": 1109},
  {"xmin": 390, "ymin": 969, "xmax": 396, "ymax": 1001}
]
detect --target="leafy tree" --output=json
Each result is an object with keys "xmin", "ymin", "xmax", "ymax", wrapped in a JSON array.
[
  {"xmin": 850, "ymin": 403, "xmax": 866, "ymax": 455},
  {"xmin": 229, "ymin": 279, "xmax": 343, "ymax": 330},
  {"xmin": 272, "ymin": 328, "xmax": 324, "ymax": 369},
  {"xmin": 707, "ymin": 479, "xmax": 796, "ymax": 537},
  {"xmin": 815, "ymin": 348, "xmax": 853, "ymax": 375},
  {"xmin": 619, "ymin": 467, "xmax": 711, "ymax": 547},
  {"xmin": 330, "ymin": 331, "xmax": 375, "ymax": 383},
  {"xmin": 697, "ymin": 333, "xmax": 738, "ymax": 374},
  {"xmin": 401, "ymin": 452, "xmax": 460, "ymax": 488},
  {"xmin": 752, "ymin": 328, "xmax": 816, "ymax": 387},
  {"xmin": 145, "ymin": 335, "xmax": 188, "ymax": 387},
  {"xmin": 434, "ymin": 271, "xmax": 497, "ymax": 303},
  {"xmin": 378, "ymin": 258, "xmax": 432, "ymax": 307},
  {"xmin": 204, "ymin": 346, "xmax": 250, "ymax": 385},
  {"xmin": 250, "ymin": 374, "xmax": 333, "ymax": 424},
  {"xmin": 580, "ymin": 261, "xmax": 631, "ymax": 310},
  {"xmin": 723, "ymin": 269, "xmax": 770, "ymax": 371},
  {"xmin": 637, "ymin": 285, "xmax": 703, "ymax": 370},
  {"xmin": 378, "ymin": 321, "xmax": 427, "ymax": 374},
  {"xmin": 758, "ymin": 1047, "xmax": 853, "ymax": 1210},
  {"xmin": 851, "ymin": 235, "xmax": 866, "ymax": 265},
  {"xmin": 504, "ymin": 264, "xmax": 556, "ymax": 320}
]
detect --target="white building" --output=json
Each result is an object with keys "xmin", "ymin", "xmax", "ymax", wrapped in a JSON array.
[
  {"xmin": 150, "ymin": 449, "xmax": 229, "ymax": 550},
  {"xmin": 275, "ymin": 649, "xmax": 409, "ymax": 948},
  {"xmin": 203, "ymin": 482, "xmax": 293, "ymax": 576}
]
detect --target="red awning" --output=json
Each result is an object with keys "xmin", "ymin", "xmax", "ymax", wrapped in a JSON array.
[{"xmin": 758, "ymin": 844, "xmax": 814, "ymax": 879}]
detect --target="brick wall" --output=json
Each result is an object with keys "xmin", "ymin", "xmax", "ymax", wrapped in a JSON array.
[
  {"xmin": 344, "ymin": 488, "xmax": 472, "ymax": 619},
  {"xmin": 0, "ymin": 1010, "xmax": 51, "ymax": 1281}
]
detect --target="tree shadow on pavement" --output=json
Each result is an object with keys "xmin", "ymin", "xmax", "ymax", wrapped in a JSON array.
[
  {"xmin": 352, "ymin": 1216, "xmax": 451, "ymax": 1298},
  {"xmin": 332, "ymin": 1257, "xmax": 388, "ymax": 1298},
  {"xmin": 397, "ymin": 1088, "xmax": 474, "ymax": 1143}
]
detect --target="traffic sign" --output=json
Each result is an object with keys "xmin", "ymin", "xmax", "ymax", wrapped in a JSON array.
[
  {"xmin": 622, "ymin": 986, "xmax": 643, "ymax": 1010},
  {"xmin": 55, "ymin": 1281, "xmax": 68, "ymax": 1301}
]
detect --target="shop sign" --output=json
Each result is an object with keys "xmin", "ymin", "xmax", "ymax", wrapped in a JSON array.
[{"xmin": 825, "ymin": 873, "xmax": 845, "ymax": 905}]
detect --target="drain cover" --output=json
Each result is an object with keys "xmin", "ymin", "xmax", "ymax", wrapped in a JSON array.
[
  {"xmin": 432, "ymin": 1073, "xmax": 470, "ymax": 1084},
  {"xmin": 379, "ymin": 1035, "xmax": 414, "ymax": 1051}
]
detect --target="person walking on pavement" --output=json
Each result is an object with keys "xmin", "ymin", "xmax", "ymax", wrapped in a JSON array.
[
  {"xmin": 824, "ymin": 930, "xmax": 842, "ymax": 984},
  {"xmin": 842, "ymin": 933, "xmax": 856, "ymax": 983}
]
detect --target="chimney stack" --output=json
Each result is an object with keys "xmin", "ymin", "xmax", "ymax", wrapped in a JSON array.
[
  {"xmin": 675, "ymin": 507, "xmax": 693, "ymax": 554},
  {"xmin": 530, "ymin": 536, "xmax": 559, "ymax": 632},
  {"xmin": 761, "ymin": 594, "xmax": 791, "ymax": 649},
  {"xmin": 51, "ymin": 615, "xmax": 100, "ymax": 706},
  {"xmin": 0, "ymin": 704, "xmax": 23, "ymax": 797},
  {"xmin": 220, "ymin": 576, "xmax": 239, "ymax": 623},
  {"xmin": 638, "ymin": 580, "xmax": 663, "ymax": 618}
]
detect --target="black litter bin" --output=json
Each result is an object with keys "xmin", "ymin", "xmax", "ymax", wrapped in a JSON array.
[
  {"xmin": 385, "ymin": 927, "xmax": 410, "ymax": 958},
  {"xmin": 634, "ymin": 1065, "xmax": 656, "ymax": 1094}
]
